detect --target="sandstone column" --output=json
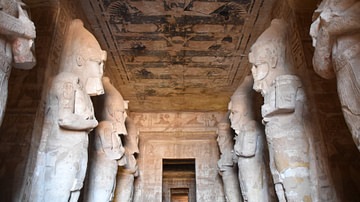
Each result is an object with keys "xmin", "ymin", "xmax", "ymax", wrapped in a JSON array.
[
  {"xmin": 228, "ymin": 75, "xmax": 271, "ymax": 202},
  {"xmin": 114, "ymin": 117, "xmax": 140, "ymax": 202},
  {"xmin": 85, "ymin": 77, "xmax": 128, "ymax": 202},
  {"xmin": 30, "ymin": 19, "xmax": 106, "ymax": 202},
  {"xmin": 249, "ymin": 19, "xmax": 313, "ymax": 201},
  {"xmin": 216, "ymin": 112, "xmax": 242, "ymax": 202},
  {"xmin": 0, "ymin": 0, "xmax": 36, "ymax": 126},
  {"xmin": 310, "ymin": 0, "xmax": 360, "ymax": 151}
]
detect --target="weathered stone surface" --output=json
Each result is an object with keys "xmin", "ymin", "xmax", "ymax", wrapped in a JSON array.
[
  {"xmin": 131, "ymin": 111, "xmax": 226, "ymax": 202},
  {"xmin": 15, "ymin": 1, "xmax": 95, "ymax": 201},
  {"xmin": 85, "ymin": 77, "xmax": 128, "ymax": 202},
  {"xmin": 114, "ymin": 117, "xmax": 139, "ymax": 202},
  {"xmin": 249, "ymin": 19, "xmax": 314, "ymax": 201},
  {"xmin": 0, "ymin": 0, "xmax": 358, "ymax": 201},
  {"xmin": 101, "ymin": 77, "xmax": 129, "ymax": 135},
  {"xmin": 216, "ymin": 112, "xmax": 242, "ymax": 202},
  {"xmin": 29, "ymin": 19, "xmax": 105, "ymax": 202},
  {"xmin": 228, "ymin": 75, "xmax": 273, "ymax": 202},
  {"xmin": 132, "ymin": 111, "xmax": 224, "ymax": 133},
  {"xmin": 310, "ymin": 0, "xmax": 360, "ymax": 151},
  {"xmin": 86, "ymin": 121, "xmax": 124, "ymax": 202},
  {"xmin": 0, "ymin": 0, "xmax": 36, "ymax": 126}
]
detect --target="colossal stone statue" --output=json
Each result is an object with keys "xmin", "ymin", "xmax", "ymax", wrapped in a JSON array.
[
  {"xmin": 310, "ymin": 0, "xmax": 360, "ymax": 151},
  {"xmin": 114, "ymin": 117, "xmax": 140, "ymax": 202},
  {"xmin": 228, "ymin": 75, "xmax": 271, "ymax": 202},
  {"xmin": 30, "ymin": 19, "xmax": 106, "ymax": 202},
  {"xmin": 85, "ymin": 77, "xmax": 128, "ymax": 202},
  {"xmin": 249, "ymin": 19, "xmax": 313, "ymax": 201},
  {"xmin": 216, "ymin": 112, "xmax": 242, "ymax": 202},
  {"xmin": 0, "ymin": 0, "xmax": 36, "ymax": 125},
  {"xmin": 101, "ymin": 76, "xmax": 129, "ymax": 140}
]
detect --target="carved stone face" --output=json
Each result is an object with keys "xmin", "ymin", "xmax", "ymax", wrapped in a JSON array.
[
  {"xmin": 128, "ymin": 132, "xmax": 140, "ymax": 155},
  {"xmin": 249, "ymin": 48, "xmax": 272, "ymax": 96},
  {"xmin": 249, "ymin": 19, "xmax": 290, "ymax": 96},
  {"xmin": 228, "ymin": 100, "xmax": 247, "ymax": 135},
  {"xmin": 65, "ymin": 20, "xmax": 107, "ymax": 96},
  {"xmin": 102, "ymin": 76, "xmax": 128, "ymax": 135},
  {"xmin": 216, "ymin": 124, "xmax": 231, "ymax": 153},
  {"xmin": 113, "ymin": 109, "xmax": 128, "ymax": 135},
  {"xmin": 251, "ymin": 62, "xmax": 269, "ymax": 94},
  {"xmin": 81, "ymin": 51, "xmax": 106, "ymax": 96},
  {"xmin": 106, "ymin": 101, "xmax": 128, "ymax": 136},
  {"xmin": 125, "ymin": 118, "xmax": 140, "ymax": 155}
]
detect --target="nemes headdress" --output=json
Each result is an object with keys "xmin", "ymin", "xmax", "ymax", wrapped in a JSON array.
[
  {"xmin": 102, "ymin": 77, "xmax": 129, "ymax": 121},
  {"xmin": 249, "ymin": 19, "xmax": 288, "ymax": 65},
  {"xmin": 229, "ymin": 75, "xmax": 254, "ymax": 109},
  {"xmin": 218, "ymin": 111, "xmax": 231, "ymax": 129},
  {"xmin": 60, "ymin": 19, "xmax": 107, "ymax": 71}
]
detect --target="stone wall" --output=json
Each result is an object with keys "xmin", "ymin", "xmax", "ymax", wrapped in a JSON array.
[
  {"xmin": 0, "ymin": 0, "xmax": 92, "ymax": 200},
  {"xmin": 131, "ymin": 112, "xmax": 226, "ymax": 202},
  {"xmin": 273, "ymin": 0, "xmax": 360, "ymax": 201},
  {"xmin": 0, "ymin": 1, "xmax": 57, "ymax": 200},
  {"xmin": 0, "ymin": 0, "xmax": 358, "ymax": 201}
]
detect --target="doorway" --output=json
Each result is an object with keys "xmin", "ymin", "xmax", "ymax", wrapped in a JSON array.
[
  {"xmin": 162, "ymin": 159, "xmax": 196, "ymax": 202},
  {"xmin": 171, "ymin": 188, "xmax": 189, "ymax": 202}
]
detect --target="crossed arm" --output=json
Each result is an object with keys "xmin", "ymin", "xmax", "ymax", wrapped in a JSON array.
[{"xmin": 57, "ymin": 81, "xmax": 98, "ymax": 131}]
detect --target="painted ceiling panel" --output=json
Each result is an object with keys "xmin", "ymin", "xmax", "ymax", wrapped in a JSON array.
[{"xmin": 81, "ymin": 0, "xmax": 276, "ymax": 111}]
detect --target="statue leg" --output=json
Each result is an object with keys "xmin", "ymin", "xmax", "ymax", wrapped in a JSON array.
[
  {"xmin": 336, "ymin": 67, "xmax": 360, "ymax": 151},
  {"xmin": 87, "ymin": 159, "xmax": 118, "ymax": 202},
  {"xmin": 221, "ymin": 166, "xmax": 242, "ymax": 202},
  {"xmin": 0, "ymin": 68, "xmax": 9, "ymax": 125},
  {"xmin": 44, "ymin": 151, "xmax": 77, "ymax": 202},
  {"xmin": 69, "ymin": 190, "xmax": 80, "ymax": 202},
  {"xmin": 342, "ymin": 108, "xmax": 360, "ymax": 150},
  {"xmin": 69, "ymin": 145, "xmax": 88, "ymax": 202},
  {"xmin": 238, "ymin": 136, "xmax": 269, "ymax": 202},
  {"xmin": 267, "ymin": 141, "xmax": 286, "ymax": 202},
  {"xmin": 274, "ymin": 183, "xmax": 286, "ymax": 202},
  {"xmin": 114, "ymin": 172, "xmax": 135, "ymax": 202},
  {"xmin": 44, "ymin": 144, "xmax": 88, "ymax": 202},
  {"xmin": 272, "ymin": 132, "xmax": 311, "ymax": 201}
]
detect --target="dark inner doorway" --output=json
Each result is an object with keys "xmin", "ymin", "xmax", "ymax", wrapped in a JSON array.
[{"xmin": 162, "ymin": 159, "xmax": 196, "ymax": 202}]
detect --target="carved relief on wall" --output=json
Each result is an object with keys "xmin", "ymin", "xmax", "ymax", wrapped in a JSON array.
[
  {"xmin": 132, "ymin": 112, "xmax": 224, "ymax": 132},
  {"xmin": 134, "ymin": 131, "xmax": 225, "ymax": 202}
]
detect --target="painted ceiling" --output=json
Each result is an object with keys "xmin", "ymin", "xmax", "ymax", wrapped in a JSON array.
[{"xmin": 80, "ymin": 0, "xmax": 276, "ymax": 112}]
